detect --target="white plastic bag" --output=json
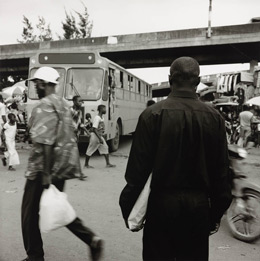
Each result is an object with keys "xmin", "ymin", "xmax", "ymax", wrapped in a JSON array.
[
  {"xmin": 39, "ymin": 184, "xmax": 77, "ymax": 233},
  {"xmin": 127, "ymin": 174, "xmax": 152, "ymax": 231}
]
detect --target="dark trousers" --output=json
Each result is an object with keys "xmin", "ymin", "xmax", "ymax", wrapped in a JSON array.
[
  {"xmin": 21, "ymin": 176, "xmax": 95, "ymax": 260},
  {"xmin": 143, "ymin": 190, "xmax": 210, "ymax": 261}
]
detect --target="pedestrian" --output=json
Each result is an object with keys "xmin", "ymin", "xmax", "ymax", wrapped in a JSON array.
[
  {"xmin": 85, "ymin": 113, "xmax": 93, "ymax": 132},
  {"xmin": 237, "ymin": 105, "xmax": 255, "ymax": 148},
  {"xmin": 0, "ymin": 94, "xmax": 7, "ymax": 148},
  {"xmin": 119, "ymin": 57, "xmax": 232, "ymax": 261},
  {"xmin": 1, "ymin": 112, "xmax": 20, "ymax": 170},
  {"xmin": 84, "ymin": 105, "xmax": 115, "ymax": 168},
  {"xmin": 21, "ymin": 67, "xmax": 103, "ymax": 261},
  {"xmin": 71, "ymin": 95, "xmax": 89, "ymax": 180}
]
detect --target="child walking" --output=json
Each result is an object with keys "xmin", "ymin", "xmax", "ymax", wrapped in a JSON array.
[
  {"xmin": 2, "ymin": 113, "xmax": 20, "ymax": 170},
  {"xmin": 85, "ymin": 105, "xmax": 115, "ymax": 168}
]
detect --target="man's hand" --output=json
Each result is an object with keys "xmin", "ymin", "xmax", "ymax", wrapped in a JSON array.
[{"xmin": 124, "ymin": 219, "xmax": 144, "ymax": 232}]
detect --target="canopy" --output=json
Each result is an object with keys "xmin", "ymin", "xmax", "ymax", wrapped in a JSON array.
[
  {"xmin": 0, "ymin": 92, "xmax": 9, "ymax": 99},
  {"xmin": 196, "ymin": 82, "xmax": 210, "ymax": 93},
  {"xmin": 2, "ymin": 81, "xmax": 27, "ymax": 97},
  {"xmin": 245, "ymin": 96, "xmax": 260, "ymax": 107}
]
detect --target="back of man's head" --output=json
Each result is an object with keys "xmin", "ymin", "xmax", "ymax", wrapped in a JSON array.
[{"xmin": 169, "ymin": 57, "xmax": 200, "ymax": 89}]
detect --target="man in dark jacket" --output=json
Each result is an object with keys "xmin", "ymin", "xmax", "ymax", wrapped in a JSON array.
[{"xmin": 119, "ymin": 57, "xmax": 232, "ymax": 261}]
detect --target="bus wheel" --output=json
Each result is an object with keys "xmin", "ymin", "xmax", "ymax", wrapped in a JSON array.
[{"xmin": 108, "ymin": 122, "xmax": 120, "ymax": 152}]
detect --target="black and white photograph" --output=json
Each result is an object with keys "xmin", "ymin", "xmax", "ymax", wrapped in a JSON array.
[{"xmin": 1, "ymin": 0, "xmax": 260, "ymax": 260}]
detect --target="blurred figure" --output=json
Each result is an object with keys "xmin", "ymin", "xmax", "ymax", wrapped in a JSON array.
[
  {"xmin": 85, "ymin": 113, "xmax": 93, "ymax": 132},
  {"xmin": 0, "ymin": 94, "xmax": 7, "ymax": 148},
  {"xmin": 71, "ymin": 95, "xmax": 88, "ymax": 180},
  {"xmin": 1, "ymin": 113, "xmax": 20, "ymax": 170},
  {"xmin": 237, "ymin": 106, "xmax": 255, "ymax": 148},
  {"xmin": 21, "ymin": 67, "xmax": 103, "ymax": 261}
]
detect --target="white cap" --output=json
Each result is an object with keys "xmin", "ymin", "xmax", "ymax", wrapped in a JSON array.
[{"xmin": 28, "ymin": 67, "xmax": 60, "ymax": 84}]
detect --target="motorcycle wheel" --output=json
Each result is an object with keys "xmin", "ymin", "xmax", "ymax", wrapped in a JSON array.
[{"xmin": 227, "ymin": 189, "xmax": 260, "ymax": 242}]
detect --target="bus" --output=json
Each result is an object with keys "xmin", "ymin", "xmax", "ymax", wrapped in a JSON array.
[{"xmin": 26, "ymin": 51, "xmax": 153, "ymax": 151}]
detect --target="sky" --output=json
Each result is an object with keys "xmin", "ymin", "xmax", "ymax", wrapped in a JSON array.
[{"xmin": 1, "ymin": 0, "xmax": 260, "ymax": 84}]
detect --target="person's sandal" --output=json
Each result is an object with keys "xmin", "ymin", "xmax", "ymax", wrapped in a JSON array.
[
  {"xmin": 106, "ymin": 164, "xmax": 116, "ymax": 168},
  {"xmin": 90, "ymin": 236, "xmax": 104, "ymax": 261}
]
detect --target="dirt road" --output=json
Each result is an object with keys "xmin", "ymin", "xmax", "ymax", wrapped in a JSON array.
[{"xmin": 0, "ymin": 136, "xmax": 260, "ymax": 261}]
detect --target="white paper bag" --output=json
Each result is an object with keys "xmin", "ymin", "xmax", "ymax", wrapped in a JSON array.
[
  {"xmin": 128, "ymin": 174, "xmax": 152, "ymax": 231},
  {"xmin": 39, "ymin": 184, "xmax": 77, "ymax": 233}
]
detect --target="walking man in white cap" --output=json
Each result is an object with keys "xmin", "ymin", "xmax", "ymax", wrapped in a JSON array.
[{"xmin": 21, "ymin": 67, "xmax": 103, "ymax": 261}]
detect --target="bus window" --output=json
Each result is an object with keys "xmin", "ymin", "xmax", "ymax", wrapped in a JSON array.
[
  {"xmin": 141, "ymin": 82, "xmax": 144, "ymax": 95},
  {"xmin": 128, "ymin": 75, "xmax": 131, "ymax": 90},
  {"xmin": 130, "ymin": 76, "xmax": 133, "ymax": 90},
  {"xmin": 146, "ymin": 84, "xmax": 149, "ymax": 96},
  {"xmin": 28, "ymin": 68, "xmax": 65, "ymax": 99},
  {"xmin": 109, "ymin": 69, "xmax": 116, "ymax": 88},
  {"xmin": 138, "ymin": 81, "xmax": 141, "ymax": 93},
  {"xmin": 65, "ymin": 68, "xmax": 103, "ymax": 100},
  {"xmin": 120, "ymin": 71, "xmax": 124, "ymax": 88},
  {"xmin": 102, "ymin": 71, "xmax": 109, "ymax": 101}
]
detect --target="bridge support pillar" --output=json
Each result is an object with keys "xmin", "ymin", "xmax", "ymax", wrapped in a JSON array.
[{"xmin": 250, "ymin": 60, "xmax": 258, "ymax": 72}]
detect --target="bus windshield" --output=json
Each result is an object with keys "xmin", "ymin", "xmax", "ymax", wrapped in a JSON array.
[
  {"xmin": 65, "ymin": 68, "xmax": 103, "ymax": 100},
  {"xmin": 28, "ymin": 68, "xmax": 66, "ymax": 99}
]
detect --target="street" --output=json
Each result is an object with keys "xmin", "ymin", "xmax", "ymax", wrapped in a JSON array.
[{"xmin": 0, "ymin": 136, "xmax": 260, "ymax": 261}]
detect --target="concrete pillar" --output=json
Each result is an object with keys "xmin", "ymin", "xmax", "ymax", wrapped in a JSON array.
[{"xmin": 250, "ymin": 60, "xmax": 258, "ymax": 72}]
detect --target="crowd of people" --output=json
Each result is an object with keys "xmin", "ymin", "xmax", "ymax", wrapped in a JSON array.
[
  {"xmin": 198, "ymin": 86, "xmax": 260, "ymax": 149},
  {"xmin": 2, "ymin": 57, "xmax": 255, "ymax": 261}
]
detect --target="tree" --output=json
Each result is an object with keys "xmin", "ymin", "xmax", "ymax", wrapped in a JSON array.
[
  {"xmin": 36, "ymin": 16, "xmax": 53, "ymax": 41},
  {"xmin": 17, "ymin": 2, "xmax": 93, "ymax": 42},
  {"xmin": 75, "ymin": 3, "xmax": 93, "ymax": 38},
  {"xmin": 61, "ymin": 10, "xmax": 80, "ymax": 39},
  {"xmin": 17, "ymin": 16, "xmax": 37, "ymax": 43},
  {"xmin": 61, "ymin": 2, "xmax": 93, "ymax": 40}
]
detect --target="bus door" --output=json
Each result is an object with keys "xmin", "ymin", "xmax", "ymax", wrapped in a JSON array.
[{"xmin": 108, "ymin": 68, "xmax": 116, "ymax": 121}]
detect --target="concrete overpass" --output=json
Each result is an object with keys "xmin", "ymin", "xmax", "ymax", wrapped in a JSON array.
[{"xmin": 1, "ymin": 22, "xmax": 260, "ymax": 80}]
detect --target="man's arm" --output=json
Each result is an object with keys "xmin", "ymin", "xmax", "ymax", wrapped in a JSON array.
[
  {"xmin": 92, "ymin": 116, "xmax": 103, "ymax": 143},
  {"xmin": 209, "ymin": 116, "xmax": 232, "ymax": 228},
  {"xmin": 30, "ymin": 103, "xmax": 58, "ymax": 188},
  {"xmin": 93, "ymin": 127, "xmax": 103, "ymax": 143},
  {"xmin": 81, "ymin": 125, "xmax": 91, "ymax": 137},
  {"xmin": 119, "ymin": 111, "xmax": 155, "ymax": 220},
  {"xmin": 41, "ymin": 144, "xmax": 54, "ymax": 189}
]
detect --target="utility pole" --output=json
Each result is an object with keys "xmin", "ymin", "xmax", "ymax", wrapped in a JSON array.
[{"xmin": 207, "ymin": 0, "xmax": 212, "ymax": 38}]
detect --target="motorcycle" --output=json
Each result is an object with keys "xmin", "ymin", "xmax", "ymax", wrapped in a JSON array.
[{"xmin": 226, "ymin": 145, "xmax": 260, "ymax": 242}]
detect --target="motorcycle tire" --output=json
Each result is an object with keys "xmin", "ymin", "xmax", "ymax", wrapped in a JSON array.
[{"xmin": 227, "ymin": 189, "xmax": 260, "ymax": 242}]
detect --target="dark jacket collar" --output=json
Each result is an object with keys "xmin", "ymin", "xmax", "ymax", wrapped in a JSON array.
[{"xmin": 168, "ymin": 89, "xmax": 198, "ymax": 99}]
